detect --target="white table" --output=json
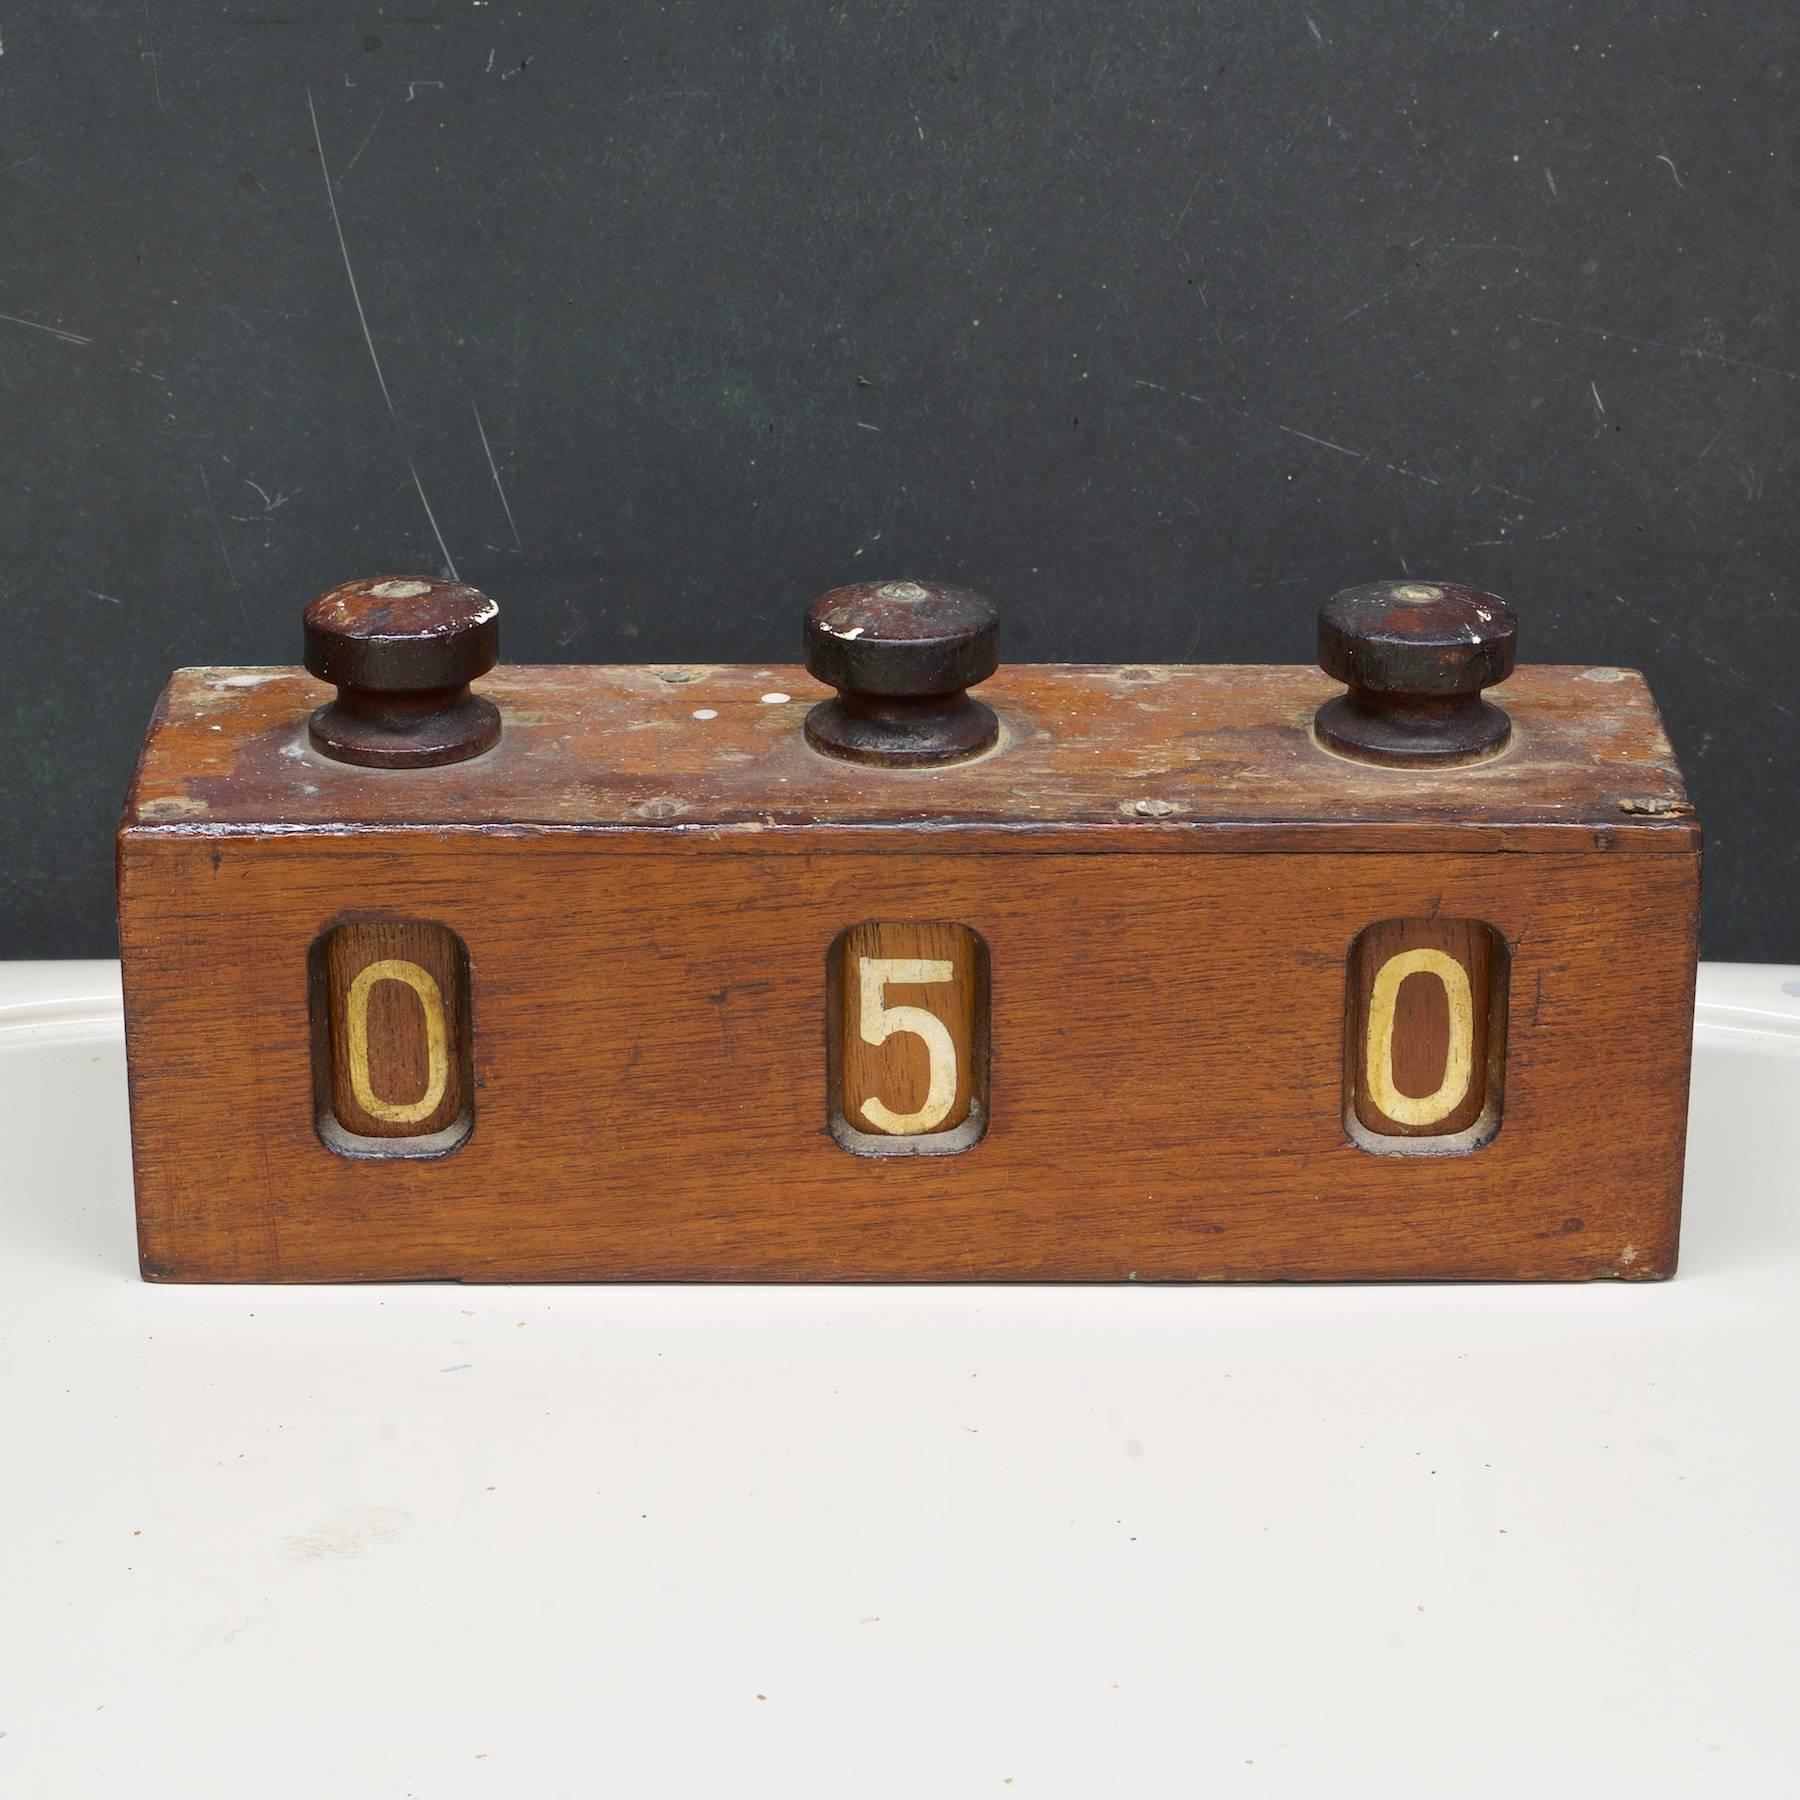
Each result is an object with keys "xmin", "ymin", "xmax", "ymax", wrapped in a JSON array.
[{"xmin": 3, "ymin": 962, "xmax": 1797, "ymax": 1796}]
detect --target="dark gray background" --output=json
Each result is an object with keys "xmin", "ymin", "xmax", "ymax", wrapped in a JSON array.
[{"xmin": 2, "ymin": 2, "xmax": 1793, "ymax": 958}]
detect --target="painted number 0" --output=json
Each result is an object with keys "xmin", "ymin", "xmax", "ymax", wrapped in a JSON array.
[
  {"xmin": 1365, "ymin": 948, "xmax": 1474, "ymax": 1128},
  {"xmin": 346, "ymin": 958, "xmax": 449, "ymax": 1126},
  {"xmin": 857, "ymin": 956, "xmax": 957, "ymax": 1135}
]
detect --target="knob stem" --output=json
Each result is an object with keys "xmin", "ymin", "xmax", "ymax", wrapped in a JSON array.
[
  {"xmin": 804, "ymin": 687, "xmax": 997, "ymax": 768},
  {"xmin": 310, "ymin": 682, "xmax": 500, "ymax": 769},
  {"xmin": 1315, "ymin": 687, "xmax": 1512, "ymax": 765}
]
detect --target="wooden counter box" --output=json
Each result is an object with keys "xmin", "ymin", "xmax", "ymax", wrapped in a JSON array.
[{"xmin": 118, "ymin": 590, "xmax": 1700, "ymax": 1283}]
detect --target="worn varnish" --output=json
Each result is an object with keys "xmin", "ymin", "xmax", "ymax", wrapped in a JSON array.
[
  {"xmin": 118, "ymin": 658, "xmax": 1700, "ymax": 1284},
  {"xmin": 128, "ymin": 663, "xmax": 1697, "ymax": 853}
]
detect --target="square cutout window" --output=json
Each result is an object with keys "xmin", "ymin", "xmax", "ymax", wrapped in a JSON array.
[
  {"xmin": 1344, "ymin": 917, "xmax": 1508, "ymax": 1156},
  {"xmin": 309, "ymin": 919, "xmax": 474, "ymax": 1158},
  {"xmin": 827, "ymin": 921, "xmax": 990, "ymax": 1157}
]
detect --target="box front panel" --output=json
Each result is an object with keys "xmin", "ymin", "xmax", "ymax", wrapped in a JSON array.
[{"xmin": 121, "ymin": 835, "xmax": 1698, "ymax": 1281}]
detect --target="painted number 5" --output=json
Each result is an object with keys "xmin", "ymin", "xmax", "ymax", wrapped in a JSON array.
[{"xmin": 857, "ymin": 956, "xmax": 957, "ymax": 1134}]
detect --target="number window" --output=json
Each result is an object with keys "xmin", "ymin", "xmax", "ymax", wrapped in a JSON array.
[
  {"xmin": 307, "ymin": 920, "xmax": 475, "ymax": 1159},
  {"xmin": 827, "ymin": 921, "xmax": 991, "ymax": 1157},
  {"xmin": 1344, "ymin": 917, "xmax": 1508, "ymax": 1155}
]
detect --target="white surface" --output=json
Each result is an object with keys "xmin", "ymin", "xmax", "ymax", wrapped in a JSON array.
[{"xmin": 2, "ymin": 960, "xmax": 1798, "ymax": 1797}]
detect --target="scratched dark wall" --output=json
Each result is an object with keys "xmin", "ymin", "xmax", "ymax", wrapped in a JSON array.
[{"xmin": 0, "ymin": 1, "xmax": 1793, "ymax": 958}]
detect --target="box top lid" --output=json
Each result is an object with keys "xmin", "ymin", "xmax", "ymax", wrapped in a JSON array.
[{"xmin": 121, "ymin": 662, "xmax": 1698, "ymax": 854}]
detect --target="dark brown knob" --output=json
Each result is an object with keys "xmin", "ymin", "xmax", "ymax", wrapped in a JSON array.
[
  {"xmin": 1314, "ymin": 580, "xmax": 1518, "ymax": 767},
  {"xmin": 802, "ymin": 579, "xmax": 1000, "ymax": 767},
  {"xmin": 303, "ymin": 577, "xmax": 502, "ymax": 769}
]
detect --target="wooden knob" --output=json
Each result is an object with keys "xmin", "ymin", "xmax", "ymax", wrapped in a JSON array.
[
  {"xmin": 802, "ymin": 579, "xmax": 1000, "ymax": 767},
  {"xmin": 1314, "ymin": 580, "xmax": 1518, "ymax": 767},
  {"xmin": 303, "ymin": 577, "xmax": 501, "ymax": 768}
]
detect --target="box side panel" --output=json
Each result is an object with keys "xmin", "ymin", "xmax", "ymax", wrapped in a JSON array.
[
  {"xmin": 121, "ymin": 834, "xmax": 1699, "ymax": 1281},
  {"xmin": 120, "ymin": 831, "xmax": 284, "ymax": 1279}
]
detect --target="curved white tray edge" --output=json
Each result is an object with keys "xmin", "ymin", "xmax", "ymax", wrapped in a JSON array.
[
  {"xmin": 0, "ymin": 959, "xmax": 123, "ymax": 1041},
  {"xmin": 1692, "ymin": 961, "xmax": 1800, "ymax": 1048}
]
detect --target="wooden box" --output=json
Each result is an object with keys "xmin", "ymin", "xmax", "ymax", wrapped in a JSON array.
[{"xmin": 118, "ymin": 659, "xmax": 1700, "ymax": 1282}]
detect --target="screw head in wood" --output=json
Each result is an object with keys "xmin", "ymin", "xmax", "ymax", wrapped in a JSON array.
[
  {"xmin": 303, "ymin": 577, "xmax": 502, "ymax": 768},
  {"xmin": 1314, "ymin": 580, "xmax": 1518, "ymax": 766},
  {"xmin": 802, "ymin": 579, "xmax": 1001, "ymax": 767}
]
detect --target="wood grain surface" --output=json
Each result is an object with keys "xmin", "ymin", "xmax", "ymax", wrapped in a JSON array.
[
  {"xmin": 124, "ymin": 663, "xmax": 1698, "ymax": 856},
  {"xmin": 833, "ymin": 920, "xmax": 987, "ymax": 1152},
  {"xmin": 313, "ymin": 919, "xmax": 471, "ymax": 1144},
  {"xmin": 118, "ymin": 834, "xmax": 1700, "ymax": 1283},
  {"xmin": 1346, "ymin": 917, "xmax": 1507, "ymax": 1146}
]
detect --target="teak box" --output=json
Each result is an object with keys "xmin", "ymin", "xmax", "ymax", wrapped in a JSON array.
[{"xmin": 117, "ymin": 655, "xmax": 1700, "ymax": 1283}]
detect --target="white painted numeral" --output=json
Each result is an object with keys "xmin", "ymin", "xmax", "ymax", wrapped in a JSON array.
[
  {"xmin": 1365, "ymin": 947, "xmax": 1474, "ymax": 1128},
  {"xmin": 857, "ymin": 956, "xmax": 957, "ymax": 1134},
  {"xmin": 345, "ymin": 958, "xmax": 449, "ymax": 1126}
]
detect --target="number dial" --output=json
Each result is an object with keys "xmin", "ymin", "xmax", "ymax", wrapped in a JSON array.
[
  {"xmin": 312, "ymin": 920, "xmax": 473, "ymax": 1148},
  {"xmin": 1345, "ymin": 917, "xmax": 1507, "ymax": 1147},
  {"xmin": 833, "ymin": 921, "xmax": 988, "ymax": 1153}
]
